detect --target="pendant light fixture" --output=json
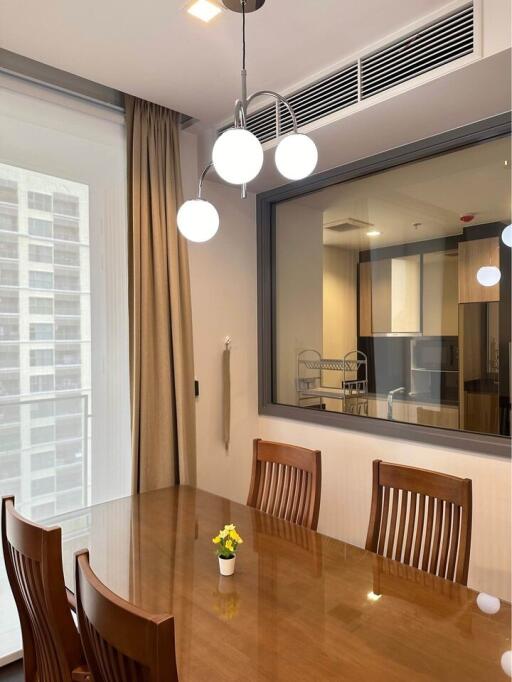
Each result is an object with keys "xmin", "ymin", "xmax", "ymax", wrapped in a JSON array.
[{"xmin": 178, "ymin": 0, "xmax": 319, "ymax": 242}]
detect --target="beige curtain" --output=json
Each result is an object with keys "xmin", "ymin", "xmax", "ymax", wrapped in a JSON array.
[{"xmin": 126, "ymin": 95, "xmax": 196, "ymax": 493}]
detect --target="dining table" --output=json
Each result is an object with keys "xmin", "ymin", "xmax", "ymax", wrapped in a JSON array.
[{"xmin": 57, "ymin": 485, "xmax": 511, "ymax": 681}]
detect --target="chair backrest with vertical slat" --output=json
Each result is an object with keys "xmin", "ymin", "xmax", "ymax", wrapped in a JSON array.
[
  {"xmin": 1, "ymin": 496, "xmax": 84, "ymax": 682},
  {"xmin": 74, "ymin": 549, "xmax": 179, "ymax": 682},
  {"xmin": 247, "ymin": 439, "xmax": 321, "ymax": 530},
  {"xmin": 365, "ymin": 460, "xmax": 472, "ymax": 585}
]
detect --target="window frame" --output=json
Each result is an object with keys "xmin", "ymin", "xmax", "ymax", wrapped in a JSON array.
[{"xmin": 257, "ymin": 112, "xmax": 511, "ymax": 458}]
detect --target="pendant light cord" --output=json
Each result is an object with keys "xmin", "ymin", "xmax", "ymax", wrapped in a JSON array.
[{"xmin": 242, "ymin": 0, "xmax": 246, "ymax": 70}]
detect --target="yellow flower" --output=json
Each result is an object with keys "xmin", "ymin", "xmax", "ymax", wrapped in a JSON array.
[
  {"xmin": 219, "ymin": 529, "xmax": 228, "ymax": 539},
  {"xmin": 231, "ymin": 531, "xmax": 243, "ymax": 544},
  {"xmin": 212, "ymin": 536, "xmax": 221, "ymax": 544},
  {"xmin": 225, "ymin": 539, "xmax": 234, "ymax": 552},
  {"xmin": 225, "ymin": 524, "xmax": 235, "ymax": 531}
]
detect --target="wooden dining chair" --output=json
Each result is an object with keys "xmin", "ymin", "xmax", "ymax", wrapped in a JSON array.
[
  {"xmin": 365, "ymin": 460, "xmax": 472, "ymax": 585},
  {"xmin": 1, "ymin": 496, "xmax": 90, "ymax": 681},
  {"xmin": 74, "ymin": 549, "xmax": 179, "ymax": 681},
  {"xmin": 247, "ymin": 439, "xmax": 321, "ymax": 530}
]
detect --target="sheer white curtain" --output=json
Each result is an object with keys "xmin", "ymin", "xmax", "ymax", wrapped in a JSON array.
[{"xmin": 0, "ymin": 73, "xmax": 131, "ymax": 662}]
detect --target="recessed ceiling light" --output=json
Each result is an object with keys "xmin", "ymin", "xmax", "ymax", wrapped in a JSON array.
[
  {"xmin": 187, "ymin": 0, "xmax": 222, "ymax": 23},
  {"xmin": 366, "ymin": 230, "xmax": 381, "ymax": 237}
]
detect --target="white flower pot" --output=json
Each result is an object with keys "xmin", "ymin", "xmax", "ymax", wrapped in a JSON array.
[{"xmin": 218, "ymin": 555, "xmax": 236, "ymax": 576}]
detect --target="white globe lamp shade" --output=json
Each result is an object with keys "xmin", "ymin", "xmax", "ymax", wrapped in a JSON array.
[
  {"xmin": 476, "ymin": 265, "xmax": 501, "ymax": 287},
  {"xmin": 476, "ymin": 592, "xmax": 501, "ymax": 615},
  {"xmin": 177, "ymin": 199, "xmax": 219, "ymax": 243},
  {"xmin": 501, "ymin": 224, "xmax": 512, "ymax": 247},
  {"xmin": 275, "ymin": 133, "xmax": 318, "ymax": 180},
  {"xmin": 212, "ymin": 128, "xmax": 263, "ymax": 185},
  {"xmin": 501, "ymin": 651, "xmax": 512, "ymax": 678}
]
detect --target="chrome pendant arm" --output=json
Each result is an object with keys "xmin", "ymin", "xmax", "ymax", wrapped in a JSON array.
[
  {"xmin": 234, "ymin": 97, "xmax": 247, "ymax": 128},
  {"xmin": 197, "ymin": 162, "xmax": 214, "ymax": 199},
  {"xmin": 234, "ymin": 90, "xmax": 298, "ymax": 133},
  {"xmin": 246, "ymin": 90, "xmax": 298, "ymax": 133}
]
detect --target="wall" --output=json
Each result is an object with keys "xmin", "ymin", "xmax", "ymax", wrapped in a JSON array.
[
  {"xmin": 187, "ymin": 172, "xmax": 511, "ymax": 600},
  {"xmin": 187, "ymin": 178, "xmax": 259, "ymax": 502},
  {"xmin": 275, "ymin": 201, "xmax": 323, "ymax": 406},
  {"xmin": 322, "ymin": 246, "xmax": 358, "ymax": 410}
]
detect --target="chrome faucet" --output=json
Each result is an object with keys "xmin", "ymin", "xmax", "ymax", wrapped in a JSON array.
[{"xmin": 387, "ymin": 387, "xmax": 405, "ymax": 420}]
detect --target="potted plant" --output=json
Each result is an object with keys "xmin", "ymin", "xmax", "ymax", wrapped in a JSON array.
[{"xmin": 212, "ymin": 524, "xmax": 243, "ymax": 576}]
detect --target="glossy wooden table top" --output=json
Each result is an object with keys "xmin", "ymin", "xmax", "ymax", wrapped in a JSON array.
[{"xmin": 59, "ymin": 486, "xmax": 511, "ymax": 681}]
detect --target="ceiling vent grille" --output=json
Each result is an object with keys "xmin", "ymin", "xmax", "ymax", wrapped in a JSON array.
[
  {"xmin": 360, "ymin": 3, "xmax": 474, "ymax": 99},
  {"xmin": 222, "ymin": 3, "xmax": 474, "ymax": 144},
  {"xmin": 244, "ymin": 63, "xmax": 359, "ymax": 144}
]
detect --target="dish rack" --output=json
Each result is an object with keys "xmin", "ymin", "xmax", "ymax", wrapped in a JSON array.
[{"xmin": 296, "ymin": 349, "xmax": 368, "ymax": 415}]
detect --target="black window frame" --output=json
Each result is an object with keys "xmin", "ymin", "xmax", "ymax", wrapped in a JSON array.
[{"xmin": 257, "ymin": 112, "xmax": 511, "ymax": 458}]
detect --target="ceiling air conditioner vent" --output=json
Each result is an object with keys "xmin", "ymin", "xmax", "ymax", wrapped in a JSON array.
[
  {"xmin": 239, "ymin": 62, "xmax": 359, "ymax": 144},
  {"xmin": 361, "ymin": 3, "xmax": 474, "ymax": 99},
  {"xmin": 219, "ymin": 3, "xmax": 474, "ymax": 144}
]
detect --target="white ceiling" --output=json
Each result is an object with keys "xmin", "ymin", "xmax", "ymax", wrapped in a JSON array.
[
  {"xmin": 302, "ymin": 136, "xmax": 511, "ymax": 250},
  {"xmin": 0, "ymin": 0, "xmax": 451, "ymax": 124}
]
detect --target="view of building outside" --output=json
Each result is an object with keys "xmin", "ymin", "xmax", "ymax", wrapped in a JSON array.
[{"xmin": 0, "ymin": 162, "xmax": 91, "ymax": 658}]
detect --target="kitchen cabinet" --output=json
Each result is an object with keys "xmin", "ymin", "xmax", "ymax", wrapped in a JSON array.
[
  {"xmin": 458, "ymin": 237, "xmax": 500, "ymax": 303},
  {"xmin": 422, "ymin": 250, "xmax": 458, "ymax": 336},
  {"xmin": 359, "ymin": 255, "xmax": 421, "ymax": 335}
]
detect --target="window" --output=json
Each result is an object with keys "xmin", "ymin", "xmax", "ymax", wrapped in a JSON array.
[
  {"xmin": 0, "ymin": 262, "xmax": 18, "ymax": 286},
  {"xmin": 0, "ymin": 372, "xmax": 20, "ymax": 397},
  {"xmin": 0, "ymin": 207, "xmax": 18, "ymax": 232},
  {"xmin": 29, "ymin": 244, "xmax": 53, "ymax": 263},
  {"xmin": 56, "ymin": 441, "xmax": 82, "ymax": 466},
  {"xmin": 0, "ymin": 235, "xmax": 18, "ymax": 259},
  {"xmin": 56, "ymin": 465, "xmax": 82, "ymax": 492},
  {"xmin": 0, "ymin": 403, "xmax": 19, "ymax": 424},
  {"xmin": 28, "ymin": 191, "xmax": 52, "ymax": 212},
  {"xmin": 56, "ymin": 395, "xmax": 83, "ymax": 416},
  {"xmin": 54, "ymin": 267, "xmax": 80, "ymax": 291},
  {"xmin": 56, "ymin": 491, "xmax": 79, "ymax": 514},
  {"xmin": 0, "ymin": 428, "xmax": 21, "ymax": 454},
  {"xmin": 31, "ymin": 450, "xmax": 55, "ymax": 471},
  {"xmin": 31, "ymin": 400, "xmax": 54, "ymax": 419},
  {"xmin": 31, "ymin": 425, "xmax": 55, "ymax": 445},
  {"xmin": 0, "ymin": 290, "xmax": 19, "ymax": 313},
  {"xmin": 29, "ymin": 297, "xmax": 54, "ymax": 315},
  {"xmin": 263, "ymin": 129, "xmax": 511, "ymax": 454},
  {"xmin": 54, "ymin": 244, "xmax": 80, "ymax": 266},
  {"xmin": 31, "ymin": 501, "xmax": 55, "ymax": 521},
  {"xmin": 30, "ymin": 323, "xmax": 53, "ymax": 340},
  {"xmin": 0, "ymin": 345, "xmax": 19, "ymax": 368},
  {"xmin": 30, "ymin": 374, "xmax": 55, "ymax": 393},
  {"xmin": 55, "ymin": 320, "xmax": 80, "ymax": 340},
  {"xmin": 54, "ymin": 218, "xmax": 79, "ymax": 242},
  {"xmin": 55, "ymin": 344, "xmax": 81, "ymax": 365},
  {"xmin": 0, "ymin": 179, "xmax": 18, "ymax": 204},
  {"xmin": 0, "ymin": 452, "xmax": 21, "ymax": 478},
  {"xmin": 53, "ymin": 193, "xmax": 79, "ymax": 218},
  {"xmin": 29, "ymin": 270, "xmax": 53, "ymax": 289},
  {"xmin": 0, "ymin": 75, "xmax": 130, "ymax": 661},
  {"xmin": 55, "ymin": 368, "xmax": 81, "ymax": 390},
  {"xmin": 0, "ymin": 318, "xmax": 19, "ymax": 340},
  {"xmin": 30, "ymin": 349, "xmax": 54, "ymax": 366},
  {"xmin": 55, "ymin": 295, "xmax": 80, "ymax": 316},
  {"xmin": 28, "ymin": 217, "xmax": 52, "ymax": 238},
  {"xmin": 31, "ymin": 476, "xmax": 55, "ymax": 497}
]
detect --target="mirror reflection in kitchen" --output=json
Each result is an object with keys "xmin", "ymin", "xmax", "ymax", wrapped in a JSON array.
[{"xmin": 274, "ymin": 136, "xmax": 511, "ymax": 437}]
